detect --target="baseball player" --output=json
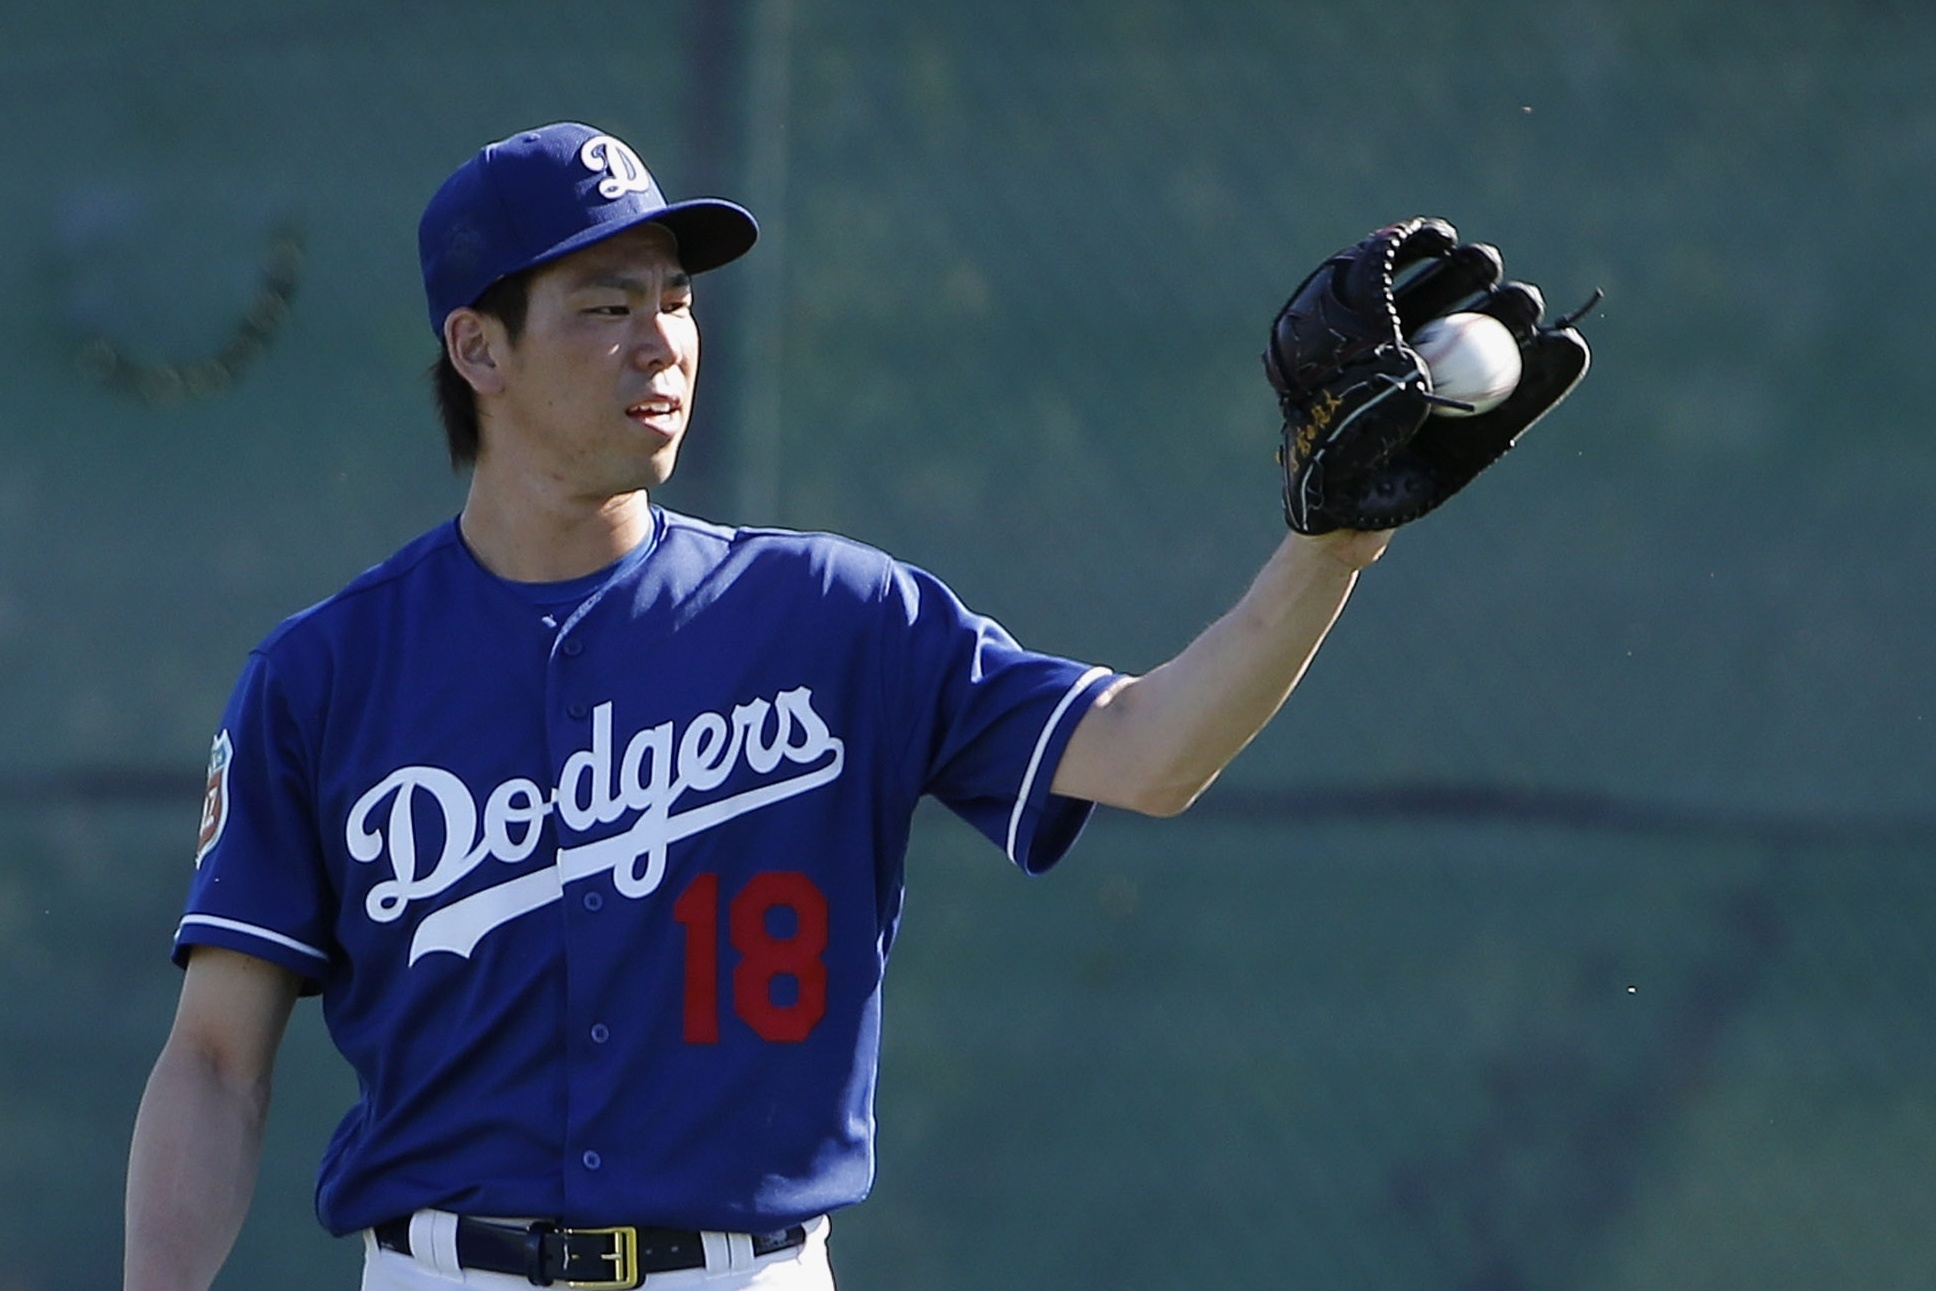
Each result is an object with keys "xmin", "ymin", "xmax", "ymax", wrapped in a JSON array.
[{"xmin": 124, "ymin": 123, "xmax": 1587, "ymax": 1291}]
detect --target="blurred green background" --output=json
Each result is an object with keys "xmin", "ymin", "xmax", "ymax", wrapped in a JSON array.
[{"xmin": 4, "ymin": 1, "xmax": 1935, "ymax": 1287}]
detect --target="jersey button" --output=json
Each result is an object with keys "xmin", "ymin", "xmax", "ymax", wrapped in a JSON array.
[
  {"xmin": 582, "ymin": 1150, "xmax": 603, "ymax": 1171},
  {"xmin": 583, "ymin": 891, "xmax": 604, "ymax": 912},
  {"xmin": 562, "ymin": 639, "xmax": 584, "ymax": 657},
  {"xmin": 590, "ymin": 1023, "xmax": 610, "ymax": 1044},
  {"xmin": 567, "ymin": 701, "xmax": 588, "ymax": 719}
]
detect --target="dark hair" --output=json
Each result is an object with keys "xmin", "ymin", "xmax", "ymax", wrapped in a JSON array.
[{"xmin": 429, "ymin": 270, "xmax": 533, "ymax": 469}]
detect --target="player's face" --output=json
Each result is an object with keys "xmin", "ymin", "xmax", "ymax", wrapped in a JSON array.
[{"xmin": 489, "ymin": 224, "xmax": 700, "ymax": 496}]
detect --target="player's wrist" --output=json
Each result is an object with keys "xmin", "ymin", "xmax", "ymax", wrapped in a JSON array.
[{"xmin": 1288, "ymin": 527, "xmax": 1393, "ymax": 574}]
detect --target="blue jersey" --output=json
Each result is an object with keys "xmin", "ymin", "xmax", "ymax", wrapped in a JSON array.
[{"xmin": 176, "ymin": 511, "xmax": 1117, "ymax": 1236}]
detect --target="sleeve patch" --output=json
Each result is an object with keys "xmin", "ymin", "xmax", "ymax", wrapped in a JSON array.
[{"xmin": 195, "ymin": 730, "xmax": 233, "ymax": 868}]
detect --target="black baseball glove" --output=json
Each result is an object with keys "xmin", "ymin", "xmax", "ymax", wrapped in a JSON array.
[{"xmin": 1263, "ymin": 216, "xmax": 1594, "ymax": 534}]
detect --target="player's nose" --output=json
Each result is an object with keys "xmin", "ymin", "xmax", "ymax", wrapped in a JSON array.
[{"xmin": 630, "ymin": 310, "xmax": 690, "ymax": 370}]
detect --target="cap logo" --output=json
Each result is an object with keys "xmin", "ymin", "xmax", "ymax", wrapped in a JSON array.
[{"xmin": 578, "ymin": 135, "xmax": 655, "ymax": 201}]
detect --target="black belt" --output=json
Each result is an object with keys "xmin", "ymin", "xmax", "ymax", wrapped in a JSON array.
[{"xmin": 372, "ymin": 1215, "xmax": 808, "ymax": 1288}]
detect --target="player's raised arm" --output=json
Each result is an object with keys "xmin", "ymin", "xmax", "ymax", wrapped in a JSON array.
[
  {"xmin": 125, "ymin": 947, "xmax": 301, "ymax": 1291},
  {"xmin": 1055, "ymin": 218, "xmax": 1593, "ymax": 818},
  {"xmin": 1052, "ymin": 527, "xmax": 1388, "ymax": 816}
]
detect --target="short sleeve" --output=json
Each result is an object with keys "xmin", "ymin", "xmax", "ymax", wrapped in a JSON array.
[
  {"xmin": 173, "ymin": 650, "xmax": 337, "ymax": 990},
  {"xmin": 882, "ymin": 562, "xmax": 1119, "ymax": 873}
]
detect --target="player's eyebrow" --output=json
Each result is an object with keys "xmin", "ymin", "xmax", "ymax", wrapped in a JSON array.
[{"xmin": 569, "ymin": 269, "xmax": 693, "ymax": 296}]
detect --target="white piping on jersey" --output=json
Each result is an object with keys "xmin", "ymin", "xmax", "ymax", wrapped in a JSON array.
[
  {"xmin": 176, "ymin": 913, "xmax": 331, "ymax": 963},
  {"xmin": 1007, "ymin": 666, "xmax": 1113, "ymax": 863}
]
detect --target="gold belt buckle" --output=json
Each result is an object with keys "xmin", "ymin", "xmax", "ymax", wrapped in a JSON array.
[{"xmin": 560, "ymin": 1224, "xmax": 639, "ymax": 1289}]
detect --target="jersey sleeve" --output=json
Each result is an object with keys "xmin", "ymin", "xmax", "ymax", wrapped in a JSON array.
[
  {"xmin": 881, "ymin": 561, "xmax": 1120, "ymax": 873},
  {"xmin": 173, "ymin": 649, "xmax": 337, "ymax": 991}
]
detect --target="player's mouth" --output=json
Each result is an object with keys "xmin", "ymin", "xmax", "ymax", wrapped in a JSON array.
[{"xmin": 625, "ymin": 396, "xmax": 683, "ymax": 431}]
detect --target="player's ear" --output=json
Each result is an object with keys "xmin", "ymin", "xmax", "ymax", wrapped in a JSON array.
[{"xmin": 444, "ymin": 308, "xmax": 508, "ymax": 396}]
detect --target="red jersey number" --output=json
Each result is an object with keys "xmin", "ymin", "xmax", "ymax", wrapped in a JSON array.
[{"xmin": 673, "ymin": 871, "xmax": 829, "ymax": 1043}]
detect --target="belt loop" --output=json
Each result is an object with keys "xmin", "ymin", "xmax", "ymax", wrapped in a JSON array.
[
  {"xmin": 523, "ymin": 1220, "xmax": 558, "ymax": 1286},
  {"xmin": 408, "ymin": 1210, "xmax": 463, "ymax": 1278}
]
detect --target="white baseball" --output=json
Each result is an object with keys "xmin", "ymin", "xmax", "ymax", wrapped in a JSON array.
[{"xmin": 1411, "ymin": 311, "xmax": 1523, "ymax": 417}]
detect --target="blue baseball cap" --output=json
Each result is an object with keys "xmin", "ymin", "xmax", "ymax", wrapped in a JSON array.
[{"xmin": 418, "ymin": 121, "xmax": 759, "ymax": 335}]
